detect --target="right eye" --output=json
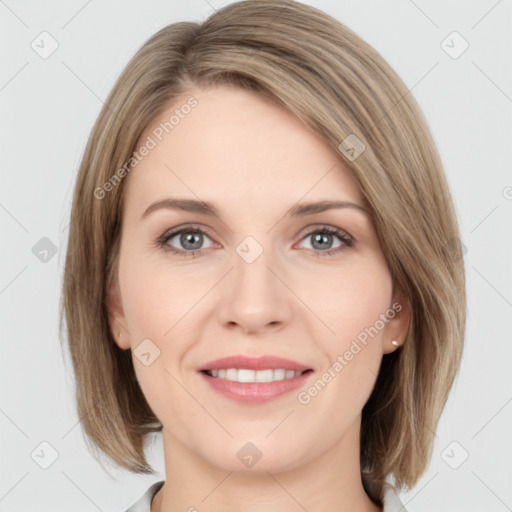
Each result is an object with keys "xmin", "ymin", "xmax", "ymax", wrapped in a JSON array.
[{"xmin": 156, "ymin": 226, "xmax": 216, "ymax": 258}]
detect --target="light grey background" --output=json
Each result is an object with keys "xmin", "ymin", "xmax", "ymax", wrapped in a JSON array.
[{"xmin": 1, "ymin": 0, "xmax": 511, "ymax": 510}]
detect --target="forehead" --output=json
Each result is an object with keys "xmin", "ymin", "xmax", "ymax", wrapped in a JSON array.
[{"xmin": 123, "ymin": 85, "xmax": 364, "ymax": 218}]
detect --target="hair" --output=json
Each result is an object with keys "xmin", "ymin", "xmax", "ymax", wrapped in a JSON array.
[{"xmin": 60, "ymin": 0, "xmax": 466, "ymax": 502}]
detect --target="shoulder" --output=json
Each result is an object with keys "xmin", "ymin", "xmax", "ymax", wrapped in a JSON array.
[{"xmin": 124, "ymin": 480, "xmax": 165, "ymax": 512}]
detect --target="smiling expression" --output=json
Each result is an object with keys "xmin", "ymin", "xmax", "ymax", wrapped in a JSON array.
[{"xmin": 107, "ymin": 84, "xmax": 409, "ymax": 473}]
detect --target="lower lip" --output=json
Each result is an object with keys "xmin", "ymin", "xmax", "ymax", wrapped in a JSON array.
[{"xmin": 199, "ymin": 370, "xmax": 314, "ymax": 404}]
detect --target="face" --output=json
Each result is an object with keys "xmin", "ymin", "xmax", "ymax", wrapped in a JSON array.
[{"xmin": 108, "ymin": 85, "xmax": 409, "ymax": 474}]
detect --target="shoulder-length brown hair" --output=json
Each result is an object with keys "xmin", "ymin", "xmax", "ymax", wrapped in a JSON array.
[{"xmin": 60, "ymin": 0, "xmax": 466, "ymax": 497}]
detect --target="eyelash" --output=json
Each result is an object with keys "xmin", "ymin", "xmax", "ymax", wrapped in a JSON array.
[{"xmin": 154, "ymin": 224, "xmax": 354, "ymax": 259}]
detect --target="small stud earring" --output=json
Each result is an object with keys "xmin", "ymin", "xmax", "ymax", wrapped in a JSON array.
[
  {"xmin": 391, "ymin": 340, "xmax": 399, "ymax": 347},
  {"xmin": 119, "ymin": 332, "xmax": 122, "ymax": 338}
]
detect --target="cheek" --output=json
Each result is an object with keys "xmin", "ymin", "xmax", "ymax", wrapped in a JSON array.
[
  {"xmin": 325, "ymin": 264, "xmax": 392, "ymax": 385},
  {"xmin": 299, "ymin": 257, "xmax": 393, "ymax": 340},
  {"xmin": 298, "ymin": 265, "xmax": 392, "ymax": 423},
  {"xmin": 119, "ymin": 250, "xmax": 194, "ymax": 337}
]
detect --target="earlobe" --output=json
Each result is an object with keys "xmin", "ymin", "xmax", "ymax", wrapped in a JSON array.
[
  {"xmin": 383, "ymin": 287, "xmax": 411, "ymax": 354},
  {"xmin": 106, "ymin": 279, "xmax": 131, "ymax": 350}
]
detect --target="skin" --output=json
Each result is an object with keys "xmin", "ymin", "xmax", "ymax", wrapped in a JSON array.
[{"xmin": 107, "ymin": 85, "xmax": 410, "ymax": 512}]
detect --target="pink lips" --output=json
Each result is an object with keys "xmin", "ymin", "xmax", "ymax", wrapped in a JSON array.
[
  {"xmin": 198, "ymin": 355, "xmax": 312, "ymax": 372},
  {"xmin": 197, "ymin": 355, "xmax": 314, "ymax": 404}
]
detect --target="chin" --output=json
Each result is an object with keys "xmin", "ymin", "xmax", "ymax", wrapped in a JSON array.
[{"xmin": 201, "ymin": 438, "xmax": 309, "ymax": 475}]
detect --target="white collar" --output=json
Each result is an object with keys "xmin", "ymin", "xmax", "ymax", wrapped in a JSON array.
[{"xmin": 125, "ymin": 479, "xmax": 408, "ymax": 512}]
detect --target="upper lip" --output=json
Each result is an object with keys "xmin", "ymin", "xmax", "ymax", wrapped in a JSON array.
[{"xmin": 198, "ymin": 355, "xmax": 312, "ymax": 372}]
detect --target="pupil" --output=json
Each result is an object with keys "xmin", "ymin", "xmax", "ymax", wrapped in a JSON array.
[
  {"xmin": 313, "ymin": 233, "xmax": 332, "ymax": 250},
  {"xmin": 182, "ymin": 232, "xmax": 202, "ymax": 250}
]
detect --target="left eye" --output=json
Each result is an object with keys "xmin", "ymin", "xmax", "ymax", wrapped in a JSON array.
[{"xmin": 298, "ymin": 227, "xmax": 352, "ymax": 253}]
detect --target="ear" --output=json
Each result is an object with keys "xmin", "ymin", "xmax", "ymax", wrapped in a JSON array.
[
  {"xmin": 382, "ymin": 284, "xmax": 411, "ymax": 354},
  {"xmin": 106, "ymin": 277, "xmax": 131, "ymax": 350}
]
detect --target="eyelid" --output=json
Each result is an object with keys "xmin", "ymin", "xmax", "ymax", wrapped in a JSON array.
[
  {"xmin": 296, "ymin": 223, "xmax": 353, "ymax": 242},
  {"xmin": 159, "ymin": 223, "xmax": 218, "ymax": 241}
]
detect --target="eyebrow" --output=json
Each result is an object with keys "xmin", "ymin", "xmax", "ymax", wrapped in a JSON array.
[{"xmin": 140, "ymin": 198, "xmax": 369, "ymax": 221}]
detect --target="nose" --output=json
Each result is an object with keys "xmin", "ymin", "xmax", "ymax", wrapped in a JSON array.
[{"xmin": 216, "ymin": 244, "xmax": 293, "ymax": 335}]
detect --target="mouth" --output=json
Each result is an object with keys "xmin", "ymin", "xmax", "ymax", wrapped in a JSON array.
[
  {"xmin": 200, "ymin": 368, "xmax": 313, "ymax": 383},
  {"xmin": 197, "ymin": 355, "xmax": 315, "ymax": 403}
]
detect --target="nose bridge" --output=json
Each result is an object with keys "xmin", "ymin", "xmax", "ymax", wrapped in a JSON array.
[
  {"xmin": 216, "ymin": 233, "xmax": 292, "ymax": 332},
  {"xmin": 233, "ymin": 233, "xmax": 281, "ymax": 303}
]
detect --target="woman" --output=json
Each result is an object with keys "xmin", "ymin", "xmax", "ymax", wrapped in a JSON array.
[{"xmin": 60, "ymin": 1, "xmax": 466, "ymax": 511}]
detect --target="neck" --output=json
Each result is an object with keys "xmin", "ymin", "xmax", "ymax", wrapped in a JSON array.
[{"xmin": 152, "ymin": 415, "xmax": 382, "ymax": 512}]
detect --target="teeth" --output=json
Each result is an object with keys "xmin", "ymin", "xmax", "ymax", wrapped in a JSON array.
[{"xmin": 208, "ymin": 368, "xmax": 305, "ymax": 382}]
